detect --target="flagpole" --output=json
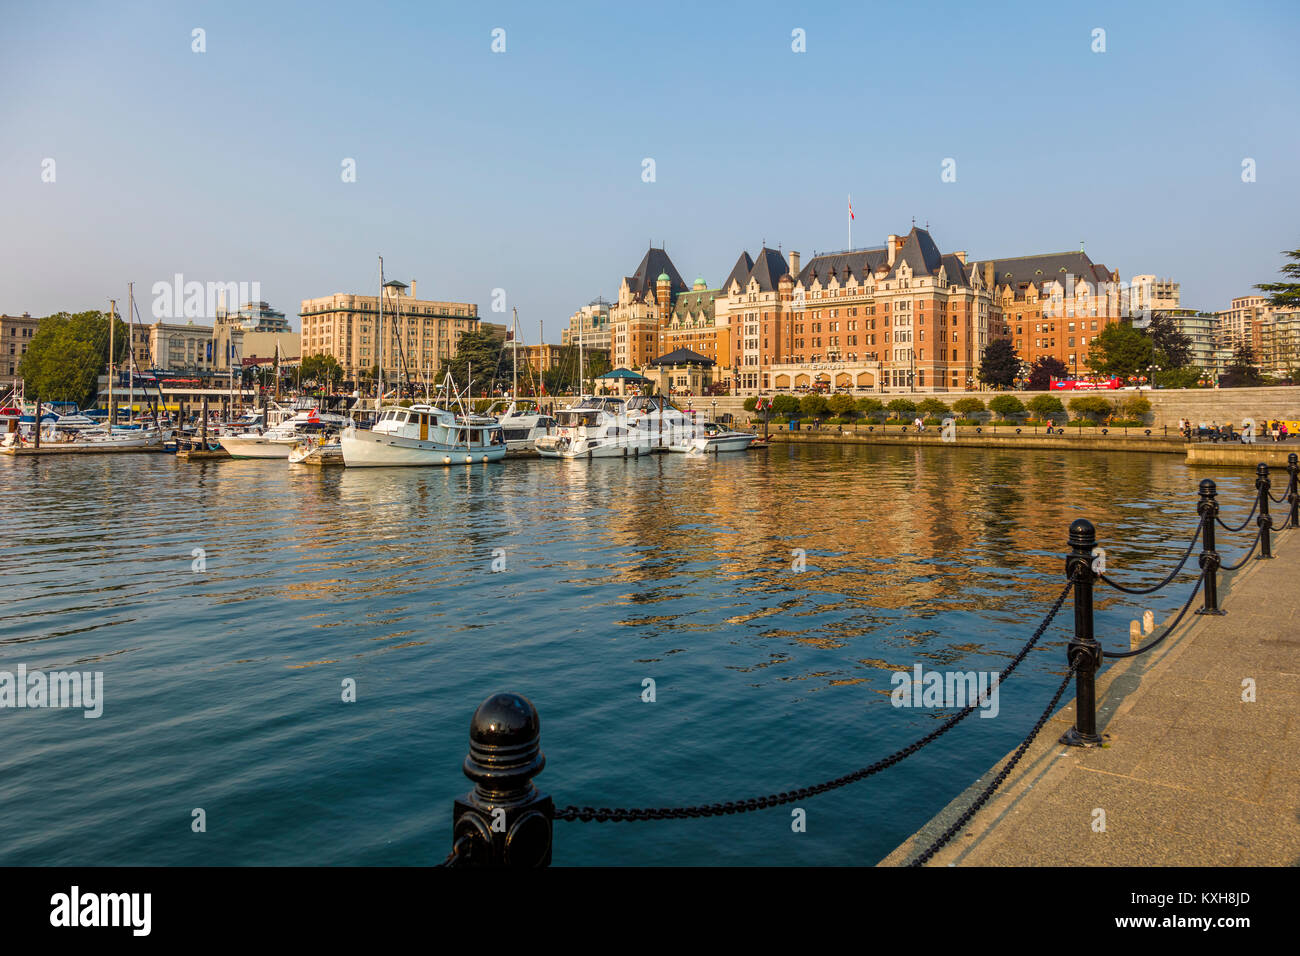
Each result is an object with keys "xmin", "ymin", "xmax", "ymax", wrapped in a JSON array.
[{"xmin": 848, "ymin": 193, "xmax": 852, "ymax": 250}]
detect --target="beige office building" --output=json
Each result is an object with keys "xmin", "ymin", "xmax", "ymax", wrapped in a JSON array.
[
  {"xmin": 562, "ymin": 297, "xmax": 613, "ymax": 351},
  {"xmin": 299, "ymin": 280, "xmax": 482, "ymax": 384},
  {"xmin": 1, "ymin": 312, "xmax": 40, "ymax": 390}
]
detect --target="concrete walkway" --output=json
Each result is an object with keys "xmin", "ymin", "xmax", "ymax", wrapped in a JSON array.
[{"xmin": 881, "ymin": 520, "xmax": 1299, "ymax": 867}]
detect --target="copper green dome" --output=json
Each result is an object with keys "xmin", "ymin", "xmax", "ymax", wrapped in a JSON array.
[
  {"xmin": 693, "ymin": 276, "xmax": 706, "ymax": 289},
  {"xmin": 657, "ymin": 272, "xmax": 670, "ymax": 282}
]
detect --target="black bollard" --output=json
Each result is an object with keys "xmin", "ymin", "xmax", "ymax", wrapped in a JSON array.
[
  {"xmin": 1256, "ymin": 463, "xmax": 1273, "ymax": 559},
  {"xmin": 1195, "ymin": 480, "xmax": 1225, "ymax": 616},
  {"xmin": 451, "ymin": 692, "xmax": 553, "ymax": 867},
  {"xmin": 1061, "ymin": 519, "xmax": 1104, "ymax": 747},
  {"xmin": 1288, "ymin": 453, "xmax": 1299, "ymax": 528}
]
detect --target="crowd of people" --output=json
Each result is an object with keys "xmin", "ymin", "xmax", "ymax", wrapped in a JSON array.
[{"xmin": 1178, "ymin": 418, "xmax": 1291, "ymax": 442}]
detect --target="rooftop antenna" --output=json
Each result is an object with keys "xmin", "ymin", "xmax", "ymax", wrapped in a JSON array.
[{"xmin": 1080, "ymin": 240, "xmax": 1085, "ymax": 252}]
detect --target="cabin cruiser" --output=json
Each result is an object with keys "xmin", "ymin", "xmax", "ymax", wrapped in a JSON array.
[
  {"xmin": 536, "ymin": 395, "xmax": 692, "ymax": 459},
  {"xmin": 483, "ymin": 400, "xmax": 558, "ymax": 453},
  {"xmin": 669, "ymin": 421, "xmax": 759, "ymax": 454},
  {"xmin": 339, "ymin": 403, "xmax": 505, "ymax": 467},
  {"xmin": 218, "ymin": 407, "xmax": 351, "ymax": 459}
]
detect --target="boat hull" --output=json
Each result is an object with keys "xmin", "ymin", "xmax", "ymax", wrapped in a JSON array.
[
  {"xmin": 218, "ymin": 436, "xmax": 295, "ymax": 459},
  {"xmin": 340, "ymin": 427, "xmax": 506, "ymax": 467}
]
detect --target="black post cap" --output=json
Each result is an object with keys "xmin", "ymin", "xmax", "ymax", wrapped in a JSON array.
[
  {"xmin": 1068, "ymin": 518, "xmax": 1096, "ymax": 548},
  {"xmin": 464, "ymin": 692, "xmax": 545, "ymax": 791}
]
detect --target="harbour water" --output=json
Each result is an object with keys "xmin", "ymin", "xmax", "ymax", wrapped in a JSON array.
[{"xmin": 0, "ymin": 446, "xmax": 1258, "ymax": 866}]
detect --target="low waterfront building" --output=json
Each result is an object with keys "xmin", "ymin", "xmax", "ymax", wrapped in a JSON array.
[
  {"xmin": 645, "ymin": 347, "xmax": 716, "ymax": 397},
  {"xmin": 299, "ymin": 281, "xmax": 481, "ymax": 385},
  {"xmin": 1, "ymin": 312, "xmax": 40, "ymax": 390}
]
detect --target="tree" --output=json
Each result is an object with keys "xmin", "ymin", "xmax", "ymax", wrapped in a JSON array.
[
  {"xmin": 298, "ymin": 353, "xmax": 343, "ymax": 391},
  {"xmin": 952, "ymin": 397, "xmax": 986, "ymax": 418},
  {"xmin": 771, "ymin": 394, "xmax": 800, "ymax": 418},
  {"xmin": 1085, "ymin": 321, "xmax": 1155, "ymax": 378},
  {"xmin": 1118, "ymin": 395, "xmax": 1152, "ymax": 421},
  {"xmin": 1027, "ymin": 356, "xmax": 1069, "ymax": 390},
  {"xmin": 445, "ymin": 330, "xmax": 507, "ymax": 394},
  {"xmin": 1143, "ymin": 312, "xmax": 1192, "ymax": 369},
  {"xmin": 1222, "ymin": 343, "xmax": 1263, "ymax": 387},
  {"xmin": 855, "ymin": 397, "xmax": 884, "ymax": 420},
  {"xmin": 977, "ymin": 339, "xmax": 1019, "ymax": 388},
  {"xmin": 988, "ymin": 395, "xmax": 1025, "ymax": 420},
  {"xmin": 1027, "ymin": 394, "xmax": 1066, "ymax": 420},
  {"xmin": 1155, "ymin": 366, "xmax": 1206, "ymax": 389},
  {"xmin": 18, "ymin": 310, "xmax": 127, "ymax": 407},
  {"xmin": 828, "ymin": 394, "xmax": 857, "ymax": 418},
  {"xmin": 743, "ymin": 397, "xmax": 759, "ymax": 413},
  {"xmin": 800, "ymin": 394, "xmax": 830, "ymax": 419},
  {"xmin": 1254, "ymin": 247, "xmax": 1300, "ymax": 308},
  {"xmin": 917, "ymin": 398, "xmax": 949, "ymax": 419},
  {"xmin": 885, "ymin": 398, "xmax": 916, "ymax": 421}
]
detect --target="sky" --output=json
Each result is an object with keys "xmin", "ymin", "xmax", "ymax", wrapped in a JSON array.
[{"xmin": 2, "ymin": 0, "xmax": 1298, "ymax": 340}]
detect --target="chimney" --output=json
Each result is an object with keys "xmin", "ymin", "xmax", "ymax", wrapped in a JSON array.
[
  {"xmin": 984, "ymin": 261, "xmax": 994, "ymax": 288},
  {"xmin": 411, "ymin": 280, "xmax": 417, "ymax": 299},
  {"xmin": 954, "ymin": 250, "xmax": 967, "ymax": 265},
  {"xmin": 887, "ymin": 235, "xmax": 901, "ymax": 266},
  {"xmin": 789, "ymin": 251, "xmax": 800, "ymax": 277}
]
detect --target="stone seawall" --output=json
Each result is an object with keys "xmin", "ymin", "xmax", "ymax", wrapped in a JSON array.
[{"xmin": 698, "ymin": 385, "xmax": 1299, "ymax": 429}]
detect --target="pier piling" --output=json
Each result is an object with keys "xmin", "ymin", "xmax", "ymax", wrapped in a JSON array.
[{"xmin": 1256, "ymin": 463, "xmax": 1273, "ymax": 560}]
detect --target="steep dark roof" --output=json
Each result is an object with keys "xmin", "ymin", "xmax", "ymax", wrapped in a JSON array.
[
  {"xmin": 746, "ymin": 247, "xmax": 789, "ymax": 291},
  {"xmin": 798, "ymin": 247, "xmax": 888, "ymax": 285},
  {"xmin": 975, "ymin": 251, "xmax": 1116, "ymax": 289},
  {"xmin": 650, "ymin": 347, "xmax": 716, "ymax": 366},
  {"xmin": 624, "ymin": 247, "xmax": 688, "ymax": 300},
  {"xmin": 937, "ymin": 253, "xmax": 969, "ymax": 285},
  {"xmin": 723, "ymin": 251, "xmax": 754, "ymax": 291},
  {"xmin": 889, "ymin": 227, "xmax": 945, "ymax": 277}
]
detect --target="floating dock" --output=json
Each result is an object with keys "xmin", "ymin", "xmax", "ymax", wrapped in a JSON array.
[{"xmin": 1, "ymin": 443, "xmax": 167, "ymax": 456}]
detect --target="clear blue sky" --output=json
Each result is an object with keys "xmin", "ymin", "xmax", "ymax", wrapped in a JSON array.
[{"xmin": 2, "ymin": 0, "xmax": 1297, "ymax": 339}]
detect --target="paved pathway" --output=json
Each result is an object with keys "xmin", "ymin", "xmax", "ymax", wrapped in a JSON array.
[{"xmin": 881, "ymin": 519, "xmax": 1299, "ymax": 866}]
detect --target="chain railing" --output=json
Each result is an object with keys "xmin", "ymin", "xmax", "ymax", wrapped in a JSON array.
[{"xmin": 438, "ymin": 453, "xmax": 1299, "ymax": 866}]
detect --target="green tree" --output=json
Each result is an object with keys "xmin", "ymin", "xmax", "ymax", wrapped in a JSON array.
[
  {"xmin": 18, "ymin": 310, "xmax": 127, "ymax": 407},
  {"xmin": 977, "ymin": 338, "xmax": 1019, "ymax": 388},
  {"xmin": 1086, "ymin": 322, "xmax": 1155, "ymax": 377},
  {"xmin": 885, "ymin": 398, "xmax": 916, "ymax": 420},
  {"xmin": 771, "ymin": 394, "xmax": 800, "ymax": 419},
  {"xmin": 1155, "ymin": 366, "xmax": 1207, "ymax": 389},
  {"xmin": 800, "ymin": 394, "xmax": 830, "ymax": 419},
  {"xmin": 1254, "ymin": 247, "xmax": 1300, "ymax": 308},
  {"xmin": 917, "ymin": 398, "xmax": 949, "ymax": 419},
  {"xmin": 1222, "ymin": 343, "xmax": 1263, "ymax": 387},
  {"xmin": 743, "ymin": 396, "xmax": 759, "ymax": 413},
  {"xmin": 1143, "ymin": 312, "xmax": 1192, "ymax": 369},
  {"xmin": 855, "ymin": 397, "xmax": 884, "ymax": 420},
  {"xmin": 952, "ymin": 397, "xmax": 986, "ymax": 418},
  {"xmin": 1068, "ymin": 395, "xmax": 1114, "ymax": 421},
  {"xmin": 298, "ymin": 353, "xmax": 343, "ymax": 391},
  {"xmin": 988, "ymin": 394, "xmax": 1026, "ymax": 420},
  {"xmin": 1119, "ymin": 395, "xmax": 1152, "ymax": 421},
  {"xmin": 1027, "ymin": 394, "xmax": 1066, "ymax": 420},
  {"xmin": 828, "ymin": 394, "xmax": 857, "ymax": 418},
  {"xmin": 445, "ymin": 330, "xmax": 507, "ymax": 394},
  {"xmin": 1027, "ymin": 356, "xmax": 1069, "ymax": 390}
]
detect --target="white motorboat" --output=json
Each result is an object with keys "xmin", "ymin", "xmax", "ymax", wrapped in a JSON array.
[
  {"xmin": 340, "ymin": 403, "xmax": 506, "ymax": 466},
  {"xmin": 219, "ymin": 407, "xmax": 351, "ymax": 459},
  {"xmin": 669, "ymin": 421, "xmax": 759, "ymax": 454},
  {"xmin": 483, "ymin": 399, "xmax": 558, "ymax": 453},
  {"xmin": 534, "ymin": 396, "xmax": 650, "ymax": 459}
]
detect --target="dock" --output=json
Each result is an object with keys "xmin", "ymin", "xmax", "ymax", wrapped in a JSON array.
[
  {"xmin": 881, "ymin": 526, "xmax": 1298, "ymax": 866},
  {"xmin": 1, "ymin": 443, "xmax": 167, "ymax": 456}
]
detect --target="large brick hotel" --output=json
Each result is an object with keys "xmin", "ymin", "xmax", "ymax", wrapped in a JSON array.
[{"xmin": 602, "ymin": 227, "xmax": 1125, "ymax": 393}]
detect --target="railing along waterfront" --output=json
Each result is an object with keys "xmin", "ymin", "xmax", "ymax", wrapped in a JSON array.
[{"xmin": 437, "ymin": 453, "xmax": 1300, "ymax": 867}]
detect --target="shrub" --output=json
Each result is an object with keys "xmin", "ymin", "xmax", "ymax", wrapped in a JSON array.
[
  {"xmin": 1119, "ymin": 395, "xmax": 1152, "ymax": 420},
  {"xmin": 988, "ymin": 395, "xmax": 1026, "ymax": 420},
  {"xmin": 1108, "ymin": 418, "xmax": 1145, "ymax": 427},
  {"xmin": 955, "ymin": 418, "xmax": 982, "ymax": 426},
  {"xmin": 952, "ymin": 397, "xmax": 986, "ymax": 417},
  {"xmin": 917, "ymin": 398, "xmax": 950, "ymax": 419},
  {"xmin": 922, "ymin": 417, "xmax": 943, "ymax": 426},
  {"xmin": 1069, "ymin": 418, "xmax": 1098, "ymax": 427}
]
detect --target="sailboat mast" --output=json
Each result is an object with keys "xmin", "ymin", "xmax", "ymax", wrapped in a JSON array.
[
  {"xmin": 511, "ymin": 307, "xmax": 518, "ymax": 400},
  {"xmin": 378, "ymin": 255, "xmax": 385, "ymax": 408},
  {"xmin": 108, "ymin": 298, "xmax": 116, "ymax": 425},
  {"xmin": 579, "ymin": 314, "xmax": 584, "ymax": 396},
  {"xmin": 127, "ymin": 282, "xmax": 135, "ymax": 422}
]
